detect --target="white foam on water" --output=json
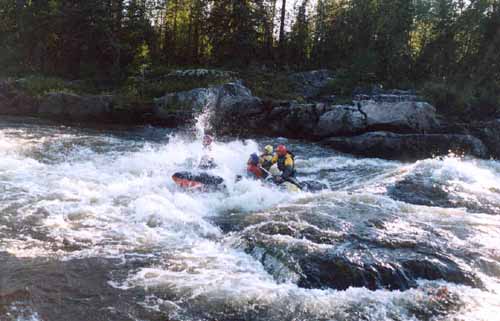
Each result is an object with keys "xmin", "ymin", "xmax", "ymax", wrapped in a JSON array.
[{"xmin": 1, "ymin": 123, "xmax": 500, "ymax": 321}]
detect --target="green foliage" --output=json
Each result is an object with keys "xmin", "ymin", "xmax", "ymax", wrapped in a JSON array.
[
  {"xmin": 421, "ymin": 80, "xmax": 500, "ymax": 119},
  {"xmin": 119, "ymin": 69, "xmax": 236, "ymax": 104},
  {"xmin": 239, "ymin": 70, "xmax": 296, "ymax": 101},
  {"xmin": 320, "ymin": 67, "xmax": 377, "ymax": 98},
  {"xmin": 0, "ymin": 0, "xmax": 498, "ymax": 117},
  {"xmin": 16, "ymin": 75, "xmax": 95, "ymax": 97},
  {"xmin": 421, "ymin": 81, "xmax": 468, "ymax": 116}
]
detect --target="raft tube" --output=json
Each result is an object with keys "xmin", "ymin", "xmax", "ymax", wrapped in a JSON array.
[{"xmin": 172, "ymin": 171, "xmax": 225, "ymax": 192}]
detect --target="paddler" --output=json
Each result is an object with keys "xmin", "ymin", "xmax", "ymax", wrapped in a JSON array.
[
  {"xmin": 271, "ymin": 144, "xmax": 301, "ymax": 188},
  {"xmin": 199, "ymin": 134, "xmax": 216, "ymax": 169}
]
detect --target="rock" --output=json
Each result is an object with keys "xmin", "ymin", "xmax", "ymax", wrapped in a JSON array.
[
  {"xmin": 261, "ymin": 102, "xmax": 330, "ymax": 138},
  {"xmin": 154, "ymin": 81, "xmax": 265, "ymax": 131},
  {"xmin": 361, "ymin": 101, "xmax": 440, "ymax": 133},
  {"xmin": 0, "ymin": 80, "xmax": 39, "ymax": 115},
  {"xmin": 288, "ymin": 69, "xmax": 334, "ymax": 99},
  {"xmin": 354, "ymin": 88, "xmax": 420, "ymax": 103},
  {"xmin": 38, "ymin": 93, "xmax": 114, "ymax": 121},
  {"xmin": 314, "ymin": 105, "xmax": 366, "ymax": 137},
  {"xmin": 388, "ymin": 167, "xmax": 500, "ymax": 214},
  {"xmin": 323, "ymin": 131, "xmax": 488, "ymax": 160},
  {"xmin": 166, "ymin": 69, "xmax": 235, "ymax": 79},
  {"xmin": 469, "ymin": 119, "xmax": 500, "ymax": 159},
  {"xmin": 233, "ymin": 201, "xmax": 482, "ymax": 292},
  {"xmin": 154, "ymin": 87, "xmax": 216, "ymax": 119}
]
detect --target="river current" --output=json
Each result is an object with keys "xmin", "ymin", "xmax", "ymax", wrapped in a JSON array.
[{"xmin": 0, "ymin": 116, "xmax": 499, "ymax": 321}]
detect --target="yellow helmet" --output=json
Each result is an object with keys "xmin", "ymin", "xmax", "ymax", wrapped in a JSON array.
[{"xmin": 264, "ymin": 145, "xmax": 273, "ymax": 154}]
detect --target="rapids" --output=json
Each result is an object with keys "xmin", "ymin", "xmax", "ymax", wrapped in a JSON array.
[{"xmin": 0, "ymin": 115, "xmax": 499, "ymax": 321}]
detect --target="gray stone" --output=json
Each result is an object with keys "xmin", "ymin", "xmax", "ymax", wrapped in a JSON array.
[
  {"xmin": 314, "ymin": 105, "xmax": 366, "ymax": 137},
  {"xmin": 288, "ymin": 69, "xmax": 334, "ymax": 98},
  {"xmin": 154, "ymin": 87, "xmax": 216, "ymax": 119},
  {"xmin": 323, "ymin": 131, "xmax": 488, "ymax": 160},
  {"xmin": 361, "ymin": 101, "xmax": 440, "ymax": 133},
  {"xmin": 38, "ymin": 93, "xmax": 114, "ymax": 120}
]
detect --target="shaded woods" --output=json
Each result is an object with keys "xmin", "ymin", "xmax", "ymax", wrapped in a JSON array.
[{"xmin": 0, "ymin": 0, "xmax": 499, "ymax": 114}]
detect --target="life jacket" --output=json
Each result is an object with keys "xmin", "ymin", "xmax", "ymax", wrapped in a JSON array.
[
  {"xmin": 259, "ymin": 153, "xmax": 274, "ymax": 170},
  {"xmin": 272, "ymin": 152, "xmax": 296, "ymax": 179},
  {"xmin": 247, "ymin": 163, "xmax": 264, "ymax": 179},
  {"xmin": 275, "ymin": 152, "xmax": 294, "ymax": 171}
]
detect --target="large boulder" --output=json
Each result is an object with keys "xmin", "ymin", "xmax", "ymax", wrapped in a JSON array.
[
  {"xmin": 288, "ymin": 69, "xmax": 334, "ymax": 99},
  {"xmin": 360, "ymin": 101, "xmax": 440, "ymax": 133},
  {"xmin": 38, "ymin": 93, "xmax": 114, "ymax": 121},
  {"xmin": 314, "ymin": 105, "xmax": 366, "ymax": 137},
  {"xmin": 469, "ymin": 119, "xmax": 500, "ymax": 159},
  {"xmin": 210, "ymin": 87, "xmax": 264, "ymax": 135},
  {"xmin": 154, "ymin": 81, "xmax": 265, "ymax": 131},
  {"xmin": 260, "ymin": 102, "xmax": 331, "ymax": 138},
  {"xmin": 323, "ymin": 131, "xmax": 489, "ymax": 160},
  {"xmin": 154, "ymin": 87, "xmax": 216, "ymax": 119}
]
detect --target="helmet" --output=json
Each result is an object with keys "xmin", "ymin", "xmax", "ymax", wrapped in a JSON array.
[
  {"xmin": 276, "ymin": 144, "xmax": 287, "ymax": 156},
  {"xmin": 264, "ymin": 145, "xmax": 273, "ymax": 154},
  {"xmin": 202, "ymin": 135, "xmax": 213, "ymax": 147},
  {"xmin": 249, "ymin": 153, "xmax": 259, "ymax": 165}
]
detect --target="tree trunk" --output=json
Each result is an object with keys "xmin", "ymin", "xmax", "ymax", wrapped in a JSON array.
[{"xmin": 279, "ymin": 0, "xmax": 286, "ymax": 48}]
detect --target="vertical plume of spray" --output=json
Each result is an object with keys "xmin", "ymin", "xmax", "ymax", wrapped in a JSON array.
[{"xmin": 194, "ymin": 89, "xmax": 218, "ymax": 141}]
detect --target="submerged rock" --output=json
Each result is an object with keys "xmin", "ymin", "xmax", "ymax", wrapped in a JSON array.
[
  {"xmin": 323, "ymin": 132, "xmax": 488, "ymax": 160},
  {"xmin": 232, "ymin": 198, "xmax": 483, "ymax": 292}
]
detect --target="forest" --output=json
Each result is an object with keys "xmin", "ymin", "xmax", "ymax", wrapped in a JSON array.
[{"xmin": 0, "ymin": 0, "xmax": 499, "ymax": 114}]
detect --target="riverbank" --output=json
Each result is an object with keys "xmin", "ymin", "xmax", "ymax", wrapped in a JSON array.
[{"xmin": 1, "ymin": 70, "xmax": 499, "ymax": 160}]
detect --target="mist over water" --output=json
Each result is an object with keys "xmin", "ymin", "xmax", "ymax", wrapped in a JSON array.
[{"xmin": 0, "ymin": 116, "xmax": 499, "ymax": 321}]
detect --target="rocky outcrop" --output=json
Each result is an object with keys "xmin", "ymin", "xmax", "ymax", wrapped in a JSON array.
[
  {"xmin": 38, "ymin": 93, "xmax": 114, "ymax": 120},
  {"xmin": 2, "ymin": 75, "xmax": 499, "ymax": 161},
  {"xmin": 360, "ymin": 100, "xmax": 440, "ymax": 133},
  {"xmin": 288, "ymin": 69, "xmax": 334, "ymax": 99},
  {"xmin": 314, "ymin": 105, "xmax": 366, "ymax": 137},
  {"xmin": 322, "ymin": 132, "xmax": 489, "ymax": 160},
  {"xmin": 154, "ymin": 87, "xmax": 216, "ymax": 120},
  {"xmin": 469, "ymin": 119, "xmax": 500, "ymax": 159},
  {"xmin": 154, "ymin": 81, "xmax": 264, "ymax": 130},
  {"xmin": 354, "ymin": 89, "xmax": 420, "ymax": 103}
]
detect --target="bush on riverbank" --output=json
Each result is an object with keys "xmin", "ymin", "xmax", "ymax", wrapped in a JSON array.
[{"xmin": 421, "ymin": 81, "xmax": 500, "ymax": 120}]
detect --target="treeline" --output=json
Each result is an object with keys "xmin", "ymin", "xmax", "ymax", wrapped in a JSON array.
[{"xmin": 0, "ymin": 0, "xmax": 499, "ymax": 111}]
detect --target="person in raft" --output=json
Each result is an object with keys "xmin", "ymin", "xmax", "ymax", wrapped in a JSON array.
[
  {"xmin": 199, "ymin": 134, "xmax": 216, "ymax": 169},
  {"xmin": 247, "ymin": 153, "xmax": 268, "ymax": 180},
  {"xmin": 271, "ymin": 144, "xmax": 300, "ymax": 187},
  {"xmin": 259, "ymin": 145, "xmax": 274, "ymax": 171}
]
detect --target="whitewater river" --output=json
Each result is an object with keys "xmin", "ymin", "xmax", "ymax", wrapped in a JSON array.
[{"xmin": 0, "ymin": 116, "xmax": 499, "ymax": 321}]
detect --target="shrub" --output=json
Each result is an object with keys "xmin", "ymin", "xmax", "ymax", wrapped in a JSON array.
[{"xmin": 421, "ymin": 80, "xmax": 500, "ymax": 120}]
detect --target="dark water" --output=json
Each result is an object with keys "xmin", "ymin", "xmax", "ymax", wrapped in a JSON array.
[{"xmin": 0, "ymin": 116, "xmax": 499, "ymax": 321}]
